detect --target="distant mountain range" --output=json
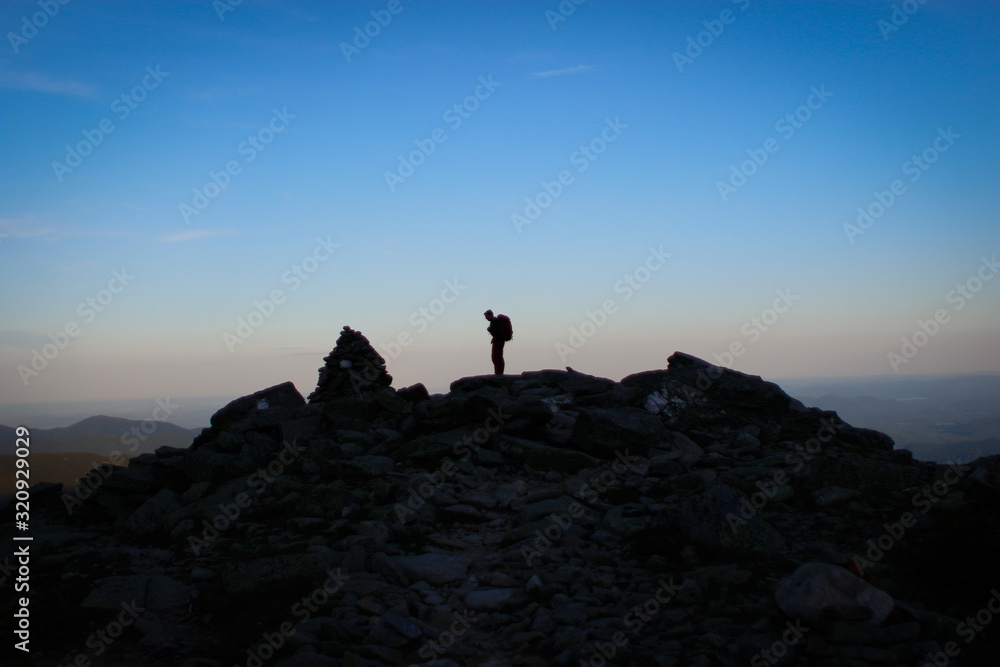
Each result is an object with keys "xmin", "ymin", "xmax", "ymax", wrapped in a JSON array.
[
  {"xmin": 0, "ymin": 415, "xmax": 203, "ymax": 456},
  {"xmin": 0, "ymin": 416, "xmax": 204, "ymax": 494},
  {"xmin": 779, "ymin": 373, "xmax": 1000, "ymax": 462}
]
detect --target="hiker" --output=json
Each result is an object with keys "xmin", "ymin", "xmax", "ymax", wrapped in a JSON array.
[{"xmin": 484, "ymin": 310, "xmax": 513, "ymax": 375}]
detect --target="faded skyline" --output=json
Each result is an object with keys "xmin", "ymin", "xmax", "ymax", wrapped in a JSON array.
[{"xmin": 2, "ymin": 0, "xmax": 998, "ymax": 407}]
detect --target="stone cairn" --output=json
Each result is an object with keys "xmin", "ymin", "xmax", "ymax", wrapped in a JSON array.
[{"xmin": 307, "ymin": 325, "xmax": 392, "ymax": 402}]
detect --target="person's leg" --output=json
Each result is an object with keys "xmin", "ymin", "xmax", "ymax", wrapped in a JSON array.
[{"xmin": 492, "ymin": 341, "xmax": 505, "ymax": 375}]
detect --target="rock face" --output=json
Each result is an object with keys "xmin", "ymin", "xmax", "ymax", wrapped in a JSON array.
[
  {"xmin": 776, "ymin": 562, "xmax": 895, "ymax": 625},
  {"xmin": 8, "ymin": 343, "xmax": 1000, "ymax": 667},
  {"xmin": 308, "ymin": 325, "xmax": 392, "ymax": 402}
]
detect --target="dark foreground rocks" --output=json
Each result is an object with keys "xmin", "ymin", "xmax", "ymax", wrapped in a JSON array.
[{"xmin": 4, "ymin": 333, "xmax": 1000, "ymax": 667}]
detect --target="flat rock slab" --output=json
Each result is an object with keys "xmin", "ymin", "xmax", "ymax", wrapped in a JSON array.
[
  {"xmin": 465, "ymin": 587, "xmax": 518, "ymax": 611},
  {"xmin": 81, "ymin": 574, "xmax": 196, "ymax": 610},
  {"xmin": 392, "ymin": 553, "xmax": 471, "ymax": 585},
  {"xmin": 222, "ymin": 553, "xmax": 345, "ymax": 595}
]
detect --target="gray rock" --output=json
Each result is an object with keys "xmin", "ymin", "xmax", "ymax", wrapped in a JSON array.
[
  {"xmin": 221, "ymin": 553, "xmax": 345, "ymax": 594},
  {"xmin": 82, "ymin": 574, "xmax": 196, "ymax": 610},
  {"xmin": 393, "ymin": 553, "xmax": 471, "ymax": 585},
  {"xmin": 125, "ymin": 488, "xmax": 181, "ymax": 534},
  {"xmin": 495, "ymin": 434, "xmax": 599, "ymax": 472},
  {"xmin": 464, "ymin": 587, "xmax": 517, "ymax": 611},
  {"xmin": 517, "ymin": 495, "xmax": 585, "ymax": 524},
  {"xmin": 99, "ymin": 465, "xmax": 160, "ymax": 495},
  {"xmin": 665, "ymin": 431, "xmax": 704, "ymax": 456},
  {"xmin": 200, "ymin": 381, "xmax": 305, "ymax": 438},
  {"xmin": 813, "ymin": 486, "xmax": 862, "ymax": 507},
  {"xmin": 570, "ymin": 407, "xmax": 667, "ymax": 455},
  {"xmin": 680, "ymin": 483, "xmax": 786, "ymax": 555},
  {"xmin": 364, "ymin": 612, "xmax": 421, "ymax": 648},
  {"xmin": 775, "ymin": 562, "xmax": 894, "ymax": 626}
]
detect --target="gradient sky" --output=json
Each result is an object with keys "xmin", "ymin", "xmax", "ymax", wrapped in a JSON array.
[{"xmin": 1, "ymin": 0, "xmax": 998, "ymax": 408}]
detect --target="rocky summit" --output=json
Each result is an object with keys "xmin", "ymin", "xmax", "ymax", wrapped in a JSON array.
[{"xmin": 4, "ymin": 329, "xmax": 1000, "ymax": 667}]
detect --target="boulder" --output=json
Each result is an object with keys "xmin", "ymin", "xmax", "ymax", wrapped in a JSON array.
[
  {"xmin": 775, "ymin": 562, "xmax": 895, "ymax": 626},
  {"xmin": 125, "ymin": 488, "xmax": 182, "ymax": 535},
  {"xmin": 222, "ymin": 553, "xmax": 345, "ymax": 594},
  {"xmin": 392, "ymin": 553, "xmax": 471, "ymax": 585},
  {"xmin": 570, "ymin": 406, "xmax": 667, "ymax": 455},
  {"xmin": 82, "ymin": 575, "xmax": 197, "ymax": 610},
  {"xmin": 495, "ymin": 435, "xmax": 599, "ymax": 472}
]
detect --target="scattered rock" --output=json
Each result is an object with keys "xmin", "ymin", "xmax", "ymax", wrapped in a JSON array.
[{"xmin": 22, "ymin": 342, "xmax": 997, "ymax": 666}]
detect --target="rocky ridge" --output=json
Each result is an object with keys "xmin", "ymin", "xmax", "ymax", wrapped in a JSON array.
[{"xmin": 5, "ymin": 326, "xmax": 1000, "ymax": 667}]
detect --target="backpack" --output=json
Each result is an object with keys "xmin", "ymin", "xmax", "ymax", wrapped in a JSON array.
[{"xmin": 494, "ymin": 314, "xmax": 513, "ymax": 341}]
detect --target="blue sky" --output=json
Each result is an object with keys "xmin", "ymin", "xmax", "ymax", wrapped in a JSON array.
[{"xmin": 1, "ymin": 0, "xmax": 998, "ymax": 406}]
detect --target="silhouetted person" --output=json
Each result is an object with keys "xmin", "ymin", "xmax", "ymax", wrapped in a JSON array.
[{"xmin": 484, "ymin": 309, "xmax": 513, "ymax": 375}]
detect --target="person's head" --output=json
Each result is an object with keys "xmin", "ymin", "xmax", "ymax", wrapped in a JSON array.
[{"xmin": 484, "ymin": 309, "xmax": 494, "ymax": 321}]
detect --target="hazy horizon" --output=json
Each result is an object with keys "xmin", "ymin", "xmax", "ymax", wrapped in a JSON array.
[
  {"xmin": 2, "ymin": 0, "xmax": 998, "ymax": 409},
  {"xmin": 5, "ymin": 367, "xmax": 1000, "ymax": 431}
]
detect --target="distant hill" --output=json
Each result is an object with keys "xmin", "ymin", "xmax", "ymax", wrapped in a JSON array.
[
  {"xmin": 902, "ymin": 438, "xmax": 1000, "ymax": 464},
  {"xmin": 780, "ymin": 374, "xmax": 1000, "ymax": 462},
  {"xmin": 0, "ymin": 415, "xmax": 203, "ymax": 457}
]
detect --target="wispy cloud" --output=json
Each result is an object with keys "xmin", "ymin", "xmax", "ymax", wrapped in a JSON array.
[
  {"xmin": 0, "ymin": 70, "xmax": 98, "ymax": 98},
  {"xmin": 0, "ymin": 217, "xmax": 55, "ymax": 239},
  {"xmin": 0, "ymin": 218, "xmax": 130, "ymax": 242},
  {"xmin": 157, "ymin": 229, "xmax": 236, "ymax": 243},
  {"xmin": 533, "ymin": 65, "xmax": 594, "ymax": 78}
]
